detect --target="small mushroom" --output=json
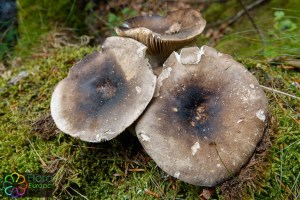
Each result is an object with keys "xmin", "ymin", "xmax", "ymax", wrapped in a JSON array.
[
  {"xmin": 115, "ymin": 9, "xmax": 206, "ymax": 75},
  {"xmin": 51, "ymin": 37, "xmax": 156, "ymax": 142},
  {"xmin": 135, "ymin": 46, "xmax": 268, "ymax": 186}
]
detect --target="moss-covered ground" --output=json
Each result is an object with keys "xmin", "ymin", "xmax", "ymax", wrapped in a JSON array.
[{"xmin": 0, "ymin": 0, "xmax": 299, "ymax": 199}]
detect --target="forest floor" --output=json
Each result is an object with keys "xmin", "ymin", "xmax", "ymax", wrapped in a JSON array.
[{"xmin": 0, "ymin": 0, "xmax": 299, "ymax": 199}]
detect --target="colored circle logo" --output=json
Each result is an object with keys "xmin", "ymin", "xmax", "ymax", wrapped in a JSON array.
[{"xmin": 2, "ymin": 172, "xmax": 28, "ymax": 198}]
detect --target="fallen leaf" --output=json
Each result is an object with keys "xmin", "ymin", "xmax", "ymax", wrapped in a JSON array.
[
  {"xmin": 128, "ymin": 168, "xmax": 145, "ymax": 172},
  {"xmin": 8, "ymin": 71, "xmax": 28, "ymax": 85},
  {"xmin": 144, "ymin": 188, "xmax": 159, "ymax": 198},
  {"xmin": 200, "ymin": 188, "xmax": 215, "ymax": 200}
]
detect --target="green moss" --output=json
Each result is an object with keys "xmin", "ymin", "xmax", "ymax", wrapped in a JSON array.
[
  {"xmin": 0, "ymin": 44, "xmax": 203, "ymax": 199},
  {"xmin": 203, "ymin": 0, "xmax": 242, "ymax": 23},
  {"xmin": 1, "ymin": 1, "xmax": 299, "ymax": 199},
  {"xmin": 0, "ymin": 45, "xmax": 96, "ymax": 198},
  {"xmin": 204, "ymin": 0, "xmax": 300, "ymax": 59},
  {"xmin": 1, "ymin": 42, "xmax": 299, "ymax": 199},
  {"xmin": 16, "ymin": 0, "xmax": 85, "ymax": 58}
]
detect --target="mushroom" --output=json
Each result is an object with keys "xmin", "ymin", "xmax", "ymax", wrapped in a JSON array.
[
  {"xmin": 51, "ymin": 37, "xmax": 156, "ymax": 142},
  {"xmin": 135, "ymin": 46, "xmax": 268, "ymax": 186},
  {"xmin": 115, "ymin": 8, "xmax": 206, "ymax": 75}
]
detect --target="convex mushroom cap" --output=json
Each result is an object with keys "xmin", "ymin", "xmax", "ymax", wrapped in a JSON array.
[
  {"xmin": 115, "ymin": 9, "xmax": 206, "ymax": 74},
  {"xmin": 136, "ymin": 46, "xmax": 268, "ymax": 186},
  {"xmin": 51, "ymin": 37, "xmax": 156, "ymax": 142}
]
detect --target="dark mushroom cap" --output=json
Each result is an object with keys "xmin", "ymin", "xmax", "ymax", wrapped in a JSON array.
[
  {"xmin": 51, "ymin": 37, "xmax": 156, "ymax": 142},
  {"xmin": 136, "ymin": 46, "xmax": 268, "ymax": 186},
  {"xmin": 115, "ymin": 9, "xmax": 206, "ymax": 56}
]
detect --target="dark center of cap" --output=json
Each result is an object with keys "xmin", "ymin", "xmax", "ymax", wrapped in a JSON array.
[
  {"xmin": 80, "ymin": 56, "xmax": 126, "ymax": 113},
  {"xmin": 64, "ymin": 52, "xmax": 129, "ymax": 129},
  {"xmin": 95, "ymin": 79, "xmax": 117, "ymax": 99},
  {"xmin": 167, "ymin": 84, "xmax": 221, "ymax": 139}
]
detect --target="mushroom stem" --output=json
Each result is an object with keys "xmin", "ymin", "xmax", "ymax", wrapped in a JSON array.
[
  {"xmin": 146, "ymin": 53, "xmax": 170, "ymax": 76},
  {"xmin": 126, "ymin": 125, "xmax": 137, "ymax": 137}
]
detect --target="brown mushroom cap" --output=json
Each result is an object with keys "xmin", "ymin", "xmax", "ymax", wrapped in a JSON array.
[
  {"xmin": 135, "ymin": 46, "xmax": 268, "ymax": 186},
  {"xmin": 51, "ymin": 37, "xmax": 156, "ymax": 142},
  {"xmin": 115, "ymin": 8, "xmax": 206, "ymax": 72}
]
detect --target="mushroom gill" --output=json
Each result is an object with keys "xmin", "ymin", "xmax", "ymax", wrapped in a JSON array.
[{"xmin": 115, "ymin": 9, "xmax": 206, "ymax": 75}]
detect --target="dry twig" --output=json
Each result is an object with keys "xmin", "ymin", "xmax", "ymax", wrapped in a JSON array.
[
  {"xmin": 26, "ymin": 137, "xmax": 47, "ymax": 167},
  {"xmin": 260, "ymin": 85, "xmax": 300, "ymax": 100},
  {"xmin": 69, "ymin": 186, "xmax": 89, "ymax": 200},
  {"xmin": 208, "ymin": 0, "xmax": 268, "ymax": 27},
  {"xmin": 237, "ymin": 0, "xmax": 266, "ymax": 45}
]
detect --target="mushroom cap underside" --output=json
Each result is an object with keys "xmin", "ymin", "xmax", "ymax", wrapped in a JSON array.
[
  {"xmin": 115, "ymin": 9, "xmax": 206, "ymax": 55},
  {"xmin": 51, "ymin": 37, "xmax": 156, "ymax": 142},
  {"xmin": 136, "ymin": 46, "xmax": 268, "ymax": 186}
]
